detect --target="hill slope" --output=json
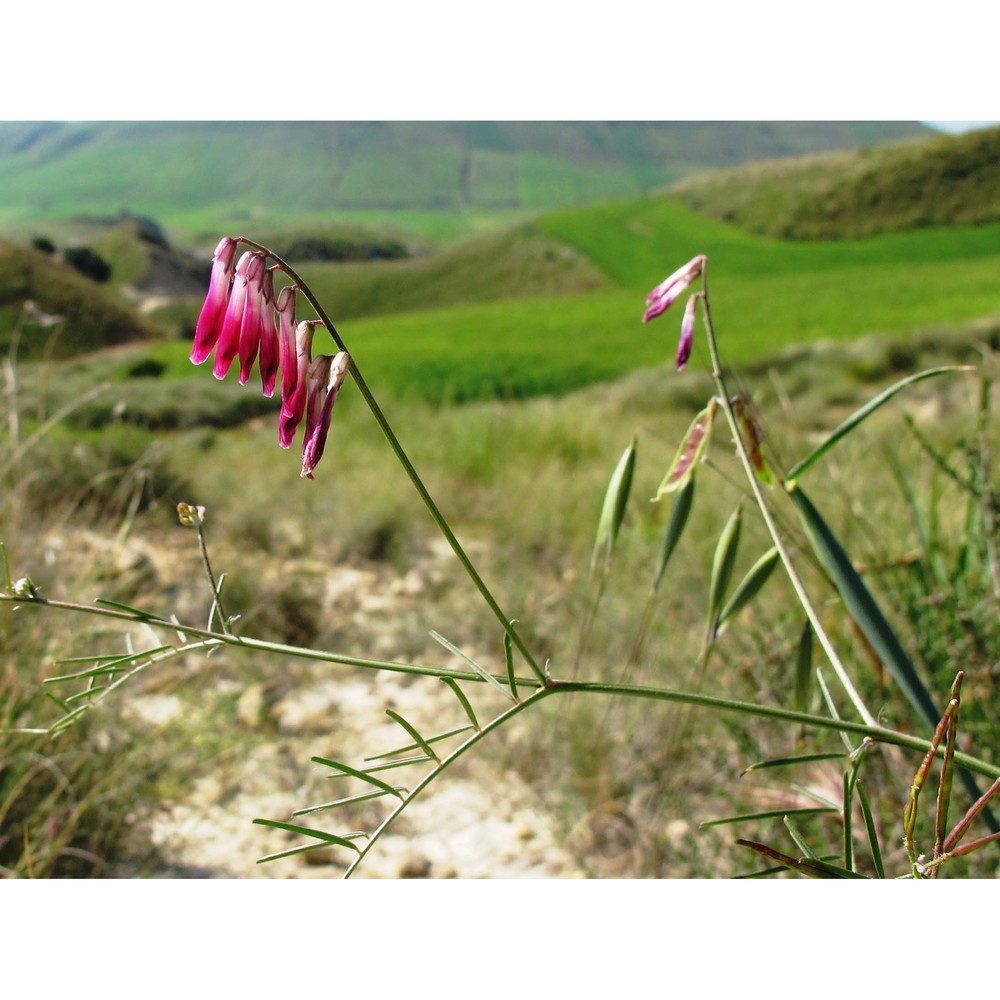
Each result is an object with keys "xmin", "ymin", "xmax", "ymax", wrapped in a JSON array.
[
  {"xmin": 0, "ymin": 121, "xmax": 931, "ymax": 238},
  {"xmin": 671, "ymin": 124, "xmax": 1000, "ymax": 239}
]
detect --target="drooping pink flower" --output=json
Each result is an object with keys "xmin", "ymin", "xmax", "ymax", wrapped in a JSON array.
[
  {"xmin": 257, "ymin": 267, "xmax": 279, "ymax": 397},
  {"xmin": 642, "ymin": 254, "xmax": 706, "ymax": 323},
  {"xmin": 676, "ymin": 293, "xmax": 698, "ymax": 371},
  {"xmin": 300, "ymin": 351, "xmax": 351, "ymax": 479},
  {"xmin": 237, "ymin": 253, "xmax": 267, "ymax": 387},
  {"xmin": 213, "ymin": 251, "xmax": 253, "ymax": 380},
  {"xmin": 276, "ymin": 285, "xmax": 297, "ymax": 404},
  {"xmin": 279, "ymin": 320, "xmax": 317, "ymax": 448},
  {"xmin": 190, "ymin": 237, "xmax": 236, "ymax": 365}
]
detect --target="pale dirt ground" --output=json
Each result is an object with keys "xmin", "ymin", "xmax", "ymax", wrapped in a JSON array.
[{"xmin": 58, "ymin": 527, "xmax": 668, "ymax": 880}]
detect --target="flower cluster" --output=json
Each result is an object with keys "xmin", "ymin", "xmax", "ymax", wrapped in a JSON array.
[
  {"xmin": 190, "ymin": 237, "xmax": 350, "ymax": 479},
  {"xmin": 642, "ymin": 254, "xmax": 706, "ymax": 371}
]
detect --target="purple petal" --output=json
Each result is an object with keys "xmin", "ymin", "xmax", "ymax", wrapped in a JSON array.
[
  {"xmin": 213, "ymin": 251, "xmax": 252, "ymax": 380},
  {"xmin": 190, "ymin": 237, "xmax": 236, "ymax": 365}
]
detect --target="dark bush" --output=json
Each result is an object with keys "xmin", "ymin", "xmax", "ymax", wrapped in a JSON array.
[{"xmin": 64, "ymin": 246, "xmax": 112, "ymax": 283}]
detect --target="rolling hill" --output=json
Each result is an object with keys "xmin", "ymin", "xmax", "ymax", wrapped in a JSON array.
[{"xmin": 0, "ymin": 121, "xmax": 932, "ymax": 242}]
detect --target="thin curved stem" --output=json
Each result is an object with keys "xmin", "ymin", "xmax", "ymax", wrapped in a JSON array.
[
  {"xmin": 698, "ymin": 265, "xmax": 875, "ymax": 726},
  {"xmin": 237, "ymin": 238, "xmax": 546, "ymax": 685}
]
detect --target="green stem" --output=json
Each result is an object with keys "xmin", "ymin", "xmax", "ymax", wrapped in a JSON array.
[
  {"xmin": 0, "ymin": 592, "xmax": 542, "ymax": 690},
  {"xmin": 238, "ymin": 239, "xmax": 545, "ymax": 685},
  {"xmin": 698, "ymin": 264, "xmax": 875, "ymax": 727}
]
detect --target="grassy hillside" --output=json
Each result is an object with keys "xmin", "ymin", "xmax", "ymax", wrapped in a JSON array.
[
  {"xmin": 671, "ymin": 124, "xmax": 1000, "ymax": 239},
  {"xmin": 0, "ymin": 121, "xmax": 931, "ymax": 242}
]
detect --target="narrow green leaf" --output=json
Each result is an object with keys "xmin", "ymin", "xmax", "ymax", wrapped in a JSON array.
[
  {"xmin": 252, "ymin": 819, "xmax": 363, "ymax": 854},
  {"xmin": 783, "ymin": 815, "xmax": 819, "ymax": 860},
  {"xmin": 794, "ymin": 620, "xmax": 813, "ymax": 715},
  {"xmin": 94, "ymin": 598, "xmax": 159, "ymax": 620},
  {"xmin": 790, "ymin": 487, "xmax": 994, "ymax": 835},
  {"xmin": 786, "ymin": 366, "xmax": 968, "ymax": 483},
  {"xmin": 652, "ymin": 476, "xmax": 695, "ymax": 591},
  {"xmin": 717, "ymin": 547, "xmax": 780, "ymax": 631},
  {"xmin": 291, "ymin": 788, "xmax": 401, "ymax": 817},
  {"xmin": 363, "ymin": 725, "xmax": 474, "ymax": 762},
  {"xmin": 790, "ymin": 485, "xmax": 941, "ymax": 729},
  {"xmin": 706, "ymin": 505, "xmax": 742, "ymax": 639},
  {"xmin": 701, "ymin": 807, "xmax": 836, "ymax": 828},
  {"xmin": 430, "ymin": 630, "xmax": 514, "ymax": 702},
  {"xmin": 504, "ymin": 628, "xmax": 519, "ymax": 702},
  {"xmin": 310, "ymin": 757, "xmax": 405, "ymax": 799},
  {"xmin": 386, "ymin": 709, "xmax": 439, "ymax": 764},
  {"xmin": 856, "ymin": 780, "xmax": 885, "ymax": 879},
  {"xmin": 741, "ymin": 752, "xmax": 845, "ymax": 776},
  {"xmin": 45, "ymin": 647, "xmax": 171, "ymax": 683},
  {"xmin": 655, "ymin": 403, "xmax": 716, "ymax": 498},
  {"xmin": 842, "ymin": 772, "xmax": 855, "ymax": 873},
  {"xmin": 440, "ymin": 677, "xmax": 480, "ymax": 731},
  {"xmin": 354, "ymin": 754, "xmax": 432, "ymax": 774},
  {"xmin": 815, "ymin": 669, "xmax": 854, "ymax": 754},
  {"xmin": 64, "ymin": 687, "xmax": 107, "ymax": 705},
  {"xmin": 592, "ymin": 437, "xmax": 636, "ymax": 574}
]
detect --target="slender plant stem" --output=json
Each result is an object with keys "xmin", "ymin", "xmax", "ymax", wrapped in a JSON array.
[
  {"xmin": 238, "ymin": 239, "xmax": 546, "ymax": 685},
  {"xmin": 193, "ymin": 520, "xmax": 231, "ymax": 635},
  {"xmin": 0, "ymin": 592, "xmax": 542, "ymax": 690},
  {"xmin": 698, "ymin": 264, "xmax": 876, "ymax": 727}
]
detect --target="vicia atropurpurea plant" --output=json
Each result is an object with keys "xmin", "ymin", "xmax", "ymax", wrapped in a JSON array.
[{"xmin": 3, "ymin": 239, "xmax": 999, "ymax": 878}]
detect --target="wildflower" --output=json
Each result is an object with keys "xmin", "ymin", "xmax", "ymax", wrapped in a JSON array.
[
  {"xmin": 213, "ymin": 251, "xmax": 254, "ymax": 380},
  {"xmin": 676, "ymin": 293, "xmax": 698, "ymax": 371},
  {"xmin": 176, "ymin": 502, "xmax": 207, "ymax": 526},
  {"xmin": 190, "ymin": 236, "xmax": 236, "ymax": 364},
  {"xmin": 237, "ymin": 253, "xmax": 267, "ymax": 387},
  {"xmin": 279, "ymin": 320, "xmax": 318, "ymax": 448},
  {"xmin": 642, "ymin": 254, "xmax": 705, "ymax": 324},
  {"xmin": 300, "ymin": 351, "xmax": 351, "ymax": 479},
  {"xmin": 276, "ymin": 285, "xmax": 298, "ymax": 403},
  {"xmin": 257, "ymin": 267, "xmax": 279, "ymax": 397}
]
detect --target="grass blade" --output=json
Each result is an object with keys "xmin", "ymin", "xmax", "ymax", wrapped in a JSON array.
[
  {"xmin": 363, "ymin": 725, "xmax": 474, "ymax": 762},
  {"xmin": 790, "ymin": 485, "xmax": 941, "ymax": 728},
  {"xmin": 783, "ymin": 815, "xmax": 819, "ymax": 860},
  {"xmin": 291, "ymin": 788, "xmax": 401, "ymax": 817},
  {"xmin": 786, "ymin": 366, "xmax": 968, "ymax": 483},
  {"xmin": 741, "ymin": 752, "xmax": 845, "ymax": 776},
  {"xmin": 856, "ymin": 780, "xmax": 885, "ymax": 878},
  {"xmin": 701, "ymin": 807, "xmax": 837, "ymax": 828},
  {"xmin": 252, "ymin": 819, "xmax": 363, "ymax": 854},
  {"xmin": 794, "ymin": 620, "xmax": 813, "ymax": 715}
]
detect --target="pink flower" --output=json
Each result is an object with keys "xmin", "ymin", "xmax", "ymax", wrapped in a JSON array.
[
  {"xmin": 190, "ymin": 237, "xmax": 236, "ymax": 365},
  {"xmin": 276, "ymin": 285, "xmax": 298, "ymax": 403},
  {"xmin": 213, "ymin": 251, "xmax": 253, "ymax": 380},
  {"xmin": 676, "ymin": 294, "xmax": 698, "ymax": 371},
  {"xmin": 237, "ymin": 253, "xmax": 267, "ymax": 387},
  {"xmin": 300, "ymin": 351, "xmax": 351, "ymax": 479},
  {"xmin": 279, "ymin": 320, "xmax": 317, "ymax": 448},
  {"xmin": 642, "ymin": 254, "xmax": 706, "ymax": 323},
  {"xmin": 257, "ymin": 267, "xmax": 279, "ymax": 398}
]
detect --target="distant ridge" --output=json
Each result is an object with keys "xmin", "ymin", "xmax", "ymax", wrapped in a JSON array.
[{"xmin": 0, "ymin": 121, "xmax": 931, "ymax": 234}]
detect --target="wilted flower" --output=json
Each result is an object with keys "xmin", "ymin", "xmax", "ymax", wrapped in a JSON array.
[
  {"xmin": 642, "ymin": 254, "xmax": 706, "ymax": 324},
  {"xmin": 279, "ymin": 320, "xmax": 319, "ymax": 448},
  {"xmin": 300, "ymin": 351, "xmax": 351, "ymax": 479},
  {"xmin": 676, "ymin": 293, "xmax": 698, "ymax": 371},
  {"xmin": 190, "ymin": 237, "xmax": 236, "ymax": 364}
]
